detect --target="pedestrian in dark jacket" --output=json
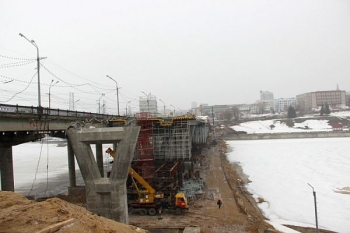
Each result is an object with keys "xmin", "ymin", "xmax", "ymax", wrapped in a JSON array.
[{"xmin": 217, "ymin": 199, "xmax": 222, "ymax": 209}]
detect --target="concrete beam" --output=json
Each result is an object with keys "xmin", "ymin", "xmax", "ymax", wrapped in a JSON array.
[{"xmin": 66, "ymin": 125, "xmax": 140, "ymax": 224}]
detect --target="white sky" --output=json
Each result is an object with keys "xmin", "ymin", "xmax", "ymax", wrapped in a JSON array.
[{"xmin": 1, "ymin": 1, "xmax": 350, "ymax": 113}]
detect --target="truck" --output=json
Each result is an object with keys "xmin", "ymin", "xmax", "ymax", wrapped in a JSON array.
[{"xmin": 106, "ymin": 148, "xmax": 189, "ymax": 216}]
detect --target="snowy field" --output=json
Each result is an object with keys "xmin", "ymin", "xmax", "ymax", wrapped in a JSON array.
[
  {"xmin": 227, "ymin": 138, "xmax": 350, "ymax": 233},
  {"xmin": 232, "ymin": 111, "xmax": 350, "ymax": 134}
]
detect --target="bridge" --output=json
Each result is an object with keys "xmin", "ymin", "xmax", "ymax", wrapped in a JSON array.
[
  {"xmin": 0, "ymin": 104, "xmax": 210, "ymax": 223},
  {"xmin": 0, "ymin": 103, "xmax": 116, "ymax": 192}
]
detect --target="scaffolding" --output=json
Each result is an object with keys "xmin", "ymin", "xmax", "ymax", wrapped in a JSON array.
[
  {"xmin": 152, "ymin": 118, "xmax": 192, "ymax": 160},
  {"xmin": 133, "ymin": 112, "xmax": 154, "ymax": 183},
  {"xmin": 128, "ymin": 115, "xmax": 205, "ymax": 200}
]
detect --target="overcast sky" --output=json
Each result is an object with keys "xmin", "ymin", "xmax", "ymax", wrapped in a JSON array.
[{"xmin": 1, "ymin": 0, "xmax": 350, "ymax": 114}]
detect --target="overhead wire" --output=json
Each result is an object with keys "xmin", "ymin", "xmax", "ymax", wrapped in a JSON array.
[
  {"xmin": 0, "ymin": 60, "xmax": 37, "ymax": 68},
  {"xmin": 0, "ymin": 71, "xmax": 37, "ymax": 103},
  {"xmin": 27, "ymin": 141, "xmax": 45, "ymax": 197},
  {"xmin": 1, "ymin": 52, "xmax": 141, "ymax": 113}
]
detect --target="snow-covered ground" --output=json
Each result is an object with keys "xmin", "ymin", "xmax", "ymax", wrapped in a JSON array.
[
  {"xmin": 232, "ymin": 111, "xmax": 350, "ymax": 134},
  {"xmin": 227, "ymin": 112, "xmax": 350, "ymax": 232},
  {"xmin": 227, "ymin": 138, "xmax": 350, "ymax": 233},
  {"xmin": 231, "ymin": 119, "xmax": 334, "ymax": 134}
]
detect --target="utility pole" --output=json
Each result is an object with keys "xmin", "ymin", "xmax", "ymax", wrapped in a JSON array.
[
  {"xmin": 48, "ymin": 80, "xmax": 59, "ymax": 114},
  {"xmin": 19, "ymin": 33, "xmax": 42, "ymax": 111},
  {"xmin": 107, "ymin": 75, "xmax": 120, "ymax": 115}
]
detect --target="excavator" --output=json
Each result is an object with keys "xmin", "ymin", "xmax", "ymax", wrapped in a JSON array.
[{"xmin": 106, "ymin": 148, "xmax": 189, "ymax": 215}]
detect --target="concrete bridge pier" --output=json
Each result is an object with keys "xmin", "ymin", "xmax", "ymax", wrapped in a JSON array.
[
  {"xmin": 66, "ymin": 125, "xmax": 140, "ymax": 224},
  {"xmin": 67, "ymin": 141, "xmax": 76, "ymax": 188},
  {"xmin": 0, "ymin": 145, "xmax": 14, "ymax": 191}
]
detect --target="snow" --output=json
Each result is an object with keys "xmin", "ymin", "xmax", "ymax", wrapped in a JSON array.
[
  {"xmin": 231, "ymin": 119, "xmax": 333, "ymax": 134},
  {"xmin": 8, "ymin": 142, "xmax": 114, "ymax": 198},
  {"xmin": 227, "ymin": 112, "xmax": 350, "ymax": 233},
  {"xmin": 227, "ymin": 138, "xmax": 350, "ymax": 233}
]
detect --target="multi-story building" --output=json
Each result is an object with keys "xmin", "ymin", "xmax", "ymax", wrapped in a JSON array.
[
  {"xmin": 260, "ymin": 90, "xmax": 274, "ymax": 101},
  {"xmin": 139, "ymin": 93, "xmax": 158, "ymax": 114},
  {"xmin": 274, "ymin": 98, "xmax": 296, "ymax": 113},
  {"xmin": 259, "ymin": 91, "xmax": 275, "ymax": 113},
  {"xmin": 296, "ymin": 90, "xmax": 346, "ymax": 112},
  {"xmin": 346, "ymin": 92, "xmax": 350, "ymax": 107}
]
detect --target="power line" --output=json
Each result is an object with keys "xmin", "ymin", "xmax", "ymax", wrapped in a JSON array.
[{"xmin": 0, "ymin": 71, "xmax": 37, "ymax": 103}]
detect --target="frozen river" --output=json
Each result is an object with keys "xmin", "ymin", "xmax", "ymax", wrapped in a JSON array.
[{"xmin": 226, "ymin": 137, "xmax": 350, "ymax": 233}]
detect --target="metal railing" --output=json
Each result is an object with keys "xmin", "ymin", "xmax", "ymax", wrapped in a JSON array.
[{"xmin": 0, "ymin": 104, "xmax": 115, "ymax": 119}]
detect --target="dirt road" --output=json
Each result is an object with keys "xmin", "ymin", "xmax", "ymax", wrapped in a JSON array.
[{"xmin": 129, "ymin": 138, "xmax": 273, "ymax": 233}]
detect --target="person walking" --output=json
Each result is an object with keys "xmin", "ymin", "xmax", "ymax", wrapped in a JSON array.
[{"xmin": 217, "ymin": 198, "xmax": 222, "ymax": 209}]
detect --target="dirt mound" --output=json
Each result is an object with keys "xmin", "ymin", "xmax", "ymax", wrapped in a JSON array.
[{"xmin": 0, "ymin": 191, "xmax": 148, "ymax": 233}]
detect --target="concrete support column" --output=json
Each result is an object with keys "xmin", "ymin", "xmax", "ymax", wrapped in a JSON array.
[
  {"xmin": 96, "ymin": 143, "xmax": 104, "ymax": 177},
  {"xmin": 67, "ymin": 139, "xmax": 76, "ymax": 187},
  {"xmin": 0, "ymin": 145, "xmax": 15, "ymax": 191},
  {"xmin": 67, "ymin": 126, "xmax": 140, "ymax": 224}
]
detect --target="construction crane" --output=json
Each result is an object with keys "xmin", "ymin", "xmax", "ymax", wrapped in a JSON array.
[{"xmin": 105, "ymin": 148, "xmax": 189, "ymax": 215}]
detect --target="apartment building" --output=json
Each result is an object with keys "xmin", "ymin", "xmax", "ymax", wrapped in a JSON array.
[
  {"xmin": 274, "ymin": 98, "xmax": 296, "ymax": 113},
  {"xmin": 296, "ymin": 90, "xmax": 346, "ymax": 112}
]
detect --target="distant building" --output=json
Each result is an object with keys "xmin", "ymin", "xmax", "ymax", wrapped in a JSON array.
[
  {"xmin": 260, "ymin": 90, "xmax": 274, "ymax": 101},
  {"xmin": 258, "ymin": 91, "xmax": 275, "ymax": 113},
  {"xmin": 346, "ymin": 92, "xmax": 350, "ymax": 107},
  {"xmin": 274, "ymin": 98, "xmax": 296, "ymax": 113},
  {"xmin": 139, "ymin": 93, "xmax": 158, "ymax": 114},
  {"xmin": 296, "ymin": 90, "xmax": 346, "ymax": 112}
]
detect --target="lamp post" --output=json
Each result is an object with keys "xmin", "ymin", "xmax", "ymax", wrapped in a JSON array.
[
  {"xmin": 159, "ymin": 99, "xmax": 166, "ymax": 115},
  {"xmin": 73, "ymin": 99, "xmax": 80, "ymax": 111},
  {"xmin": 308, "ymin": 183, "xmax": 319, "ymax": 233},
  {"xmin": 106, "ymin": 75, "xmax": 120, "ymax": 116},
  {"xmin": 48, "ymin": 80, "xmax": 59, "ymax": 114},
  {"xmin": 170, "ymin": 104, "xmax": 175, "ymax": 116},
  {"xmin": 141, "ymin": 91, "xmax": 150, "ymax": 112},
  {"xmin": 98, "ymin": 93, "xmax": 105, "ymax": 114},
  {"xmin": 19, "ymin": 33, "xmax": 41, "ymax": 109}
]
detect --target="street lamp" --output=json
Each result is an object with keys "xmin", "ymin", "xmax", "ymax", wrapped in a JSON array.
[
  {"xmin": 106, "ymin": 75, "xmax": 120, "ymax": 116},
  {"xmin": 73, "ymin": 99, "xmax": 80, "ymax": 111},
  {"xmin": 141, "ymin": 91, "xmax": 150, "ymax": 112},
  {"xmin": 170, "ymin": 104, "xmax": 176, "ymax": 116},
  {"xmin": 98, "ymin": 93, "xmax": 105, "ymax": 114},
  {"xmin": 48, "ymin": 80, "xmax": 59, "ymax": 115},
  {"xmin": 19, "ymin": 33, "xmax": 41, "ymax": 109},
  {"xmin": 308, "ymin": 183, "xmax": 320, "ymax": 233},
  {"xmin": 159, "ymin": 99, "xmax": 166, "ymax": 115}
]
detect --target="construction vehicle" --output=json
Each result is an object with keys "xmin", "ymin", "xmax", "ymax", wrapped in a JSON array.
[{"xmin": 106, "ymin": 148, "xmax": 189, "ymax": 216}]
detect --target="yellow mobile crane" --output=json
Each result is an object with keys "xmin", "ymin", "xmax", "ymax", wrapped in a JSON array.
[{"xmin": 106, "ymin": 148, "xmax": 189, "ymax": 215}]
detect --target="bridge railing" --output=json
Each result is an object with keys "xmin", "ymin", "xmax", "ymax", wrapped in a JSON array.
[{"xmin": 0, "ymin": 104, "xmax": 115, "ymax": 119}]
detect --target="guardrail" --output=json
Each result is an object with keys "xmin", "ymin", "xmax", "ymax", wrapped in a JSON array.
[{"xmin": 0, "ymin": 104, "xmax": 115, "ymax": 119}]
